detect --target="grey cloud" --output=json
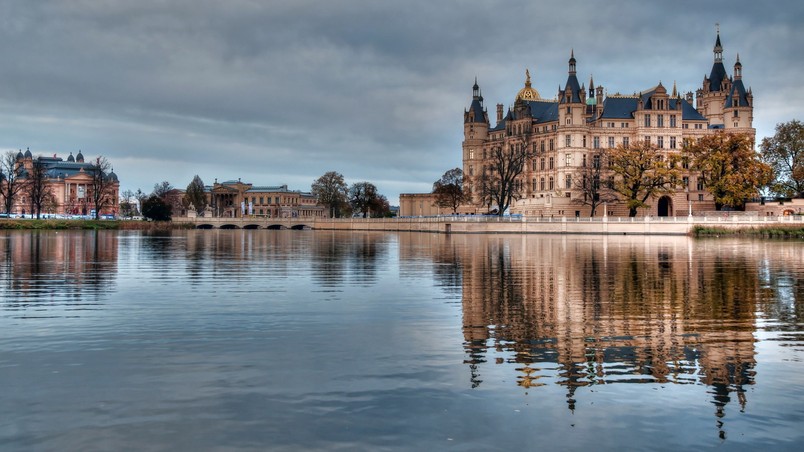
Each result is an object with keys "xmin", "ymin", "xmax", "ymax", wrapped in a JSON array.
[{"xmin": 0, "ymin": 0, "xmax": 802, "ymax": 203}]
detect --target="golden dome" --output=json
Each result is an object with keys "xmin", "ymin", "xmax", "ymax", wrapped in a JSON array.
[{"xmin": 516, "ymin": 69, "xmax": 541, "ymax": 101}]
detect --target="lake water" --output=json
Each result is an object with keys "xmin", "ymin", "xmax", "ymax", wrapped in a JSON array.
[{"xmin": 1, "ymin": 230, "xmax": 803, "ymax": 451}]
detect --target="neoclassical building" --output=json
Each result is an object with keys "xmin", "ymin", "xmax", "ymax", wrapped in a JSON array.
[
  {"xmin": 8, "ymin": 149, "xmax": 119, "ymax": 216},
  {"xmin": 207, "ymin": 179, "xmax": 325, "ymax": 218},
  {"xmin": 450, "ymin": 32, "xmax": 754, "ymax": 217}
]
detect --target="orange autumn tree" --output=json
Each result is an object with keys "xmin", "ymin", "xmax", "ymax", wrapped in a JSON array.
[
  {"xmin": 684, "ymin": 132, "xmax": 772, "ymax": 210},
  {"xmin": 608, "ymin": 140, "xmax": 680, "ymax": 217}
]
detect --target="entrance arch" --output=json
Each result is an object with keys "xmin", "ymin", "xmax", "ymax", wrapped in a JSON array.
[{"xmin": 658, "ymin": 196, "xmax": 673, "ymax": 217}]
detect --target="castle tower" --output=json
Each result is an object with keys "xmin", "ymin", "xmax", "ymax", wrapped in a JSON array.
[
  {"xmin": 559, "ymin": 50, "xmax": 583, "ymax": 128},
  {"xmin": 697, "ymin": 30, "xmax": 739, "ymax": 128},
  {"xmin": 463, "ymin": 79, "xmax": 489, "ymax": 182},
  {"xmin": 722, "ymin": 54, "xmax": 755, "ymax": 135}
]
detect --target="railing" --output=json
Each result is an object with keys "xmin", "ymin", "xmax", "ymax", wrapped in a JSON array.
[{"xmin": 335, "ymin": 215, "xmax": 804, "ymax": 224}]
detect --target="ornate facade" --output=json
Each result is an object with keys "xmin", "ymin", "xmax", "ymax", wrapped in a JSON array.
[
  {"xmin": 460, "ymin": 32, "xmax": 754, "ymax": 216},
  {"xmin": 8, "ymin": 149, "xmax": 119, "ymax": 217}
]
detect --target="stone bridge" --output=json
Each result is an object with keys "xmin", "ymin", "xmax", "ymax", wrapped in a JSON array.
[{"xmin": 175, "ymin": 217, "xmax": 314, "ymax": 230}]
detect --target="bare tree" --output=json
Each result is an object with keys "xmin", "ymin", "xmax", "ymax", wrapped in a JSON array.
[
  {"xmin": 119, "ymin": 189, "xmax": 138, "ymax": 218},
  {"xmin": 475, "ymin": 143, "xmax": 531, "ymax": 216},
  {"xmin": 152, "ymin": 180, "xmax": 173, "ymax": 198},
  {"xmin": 571, "ymin": 151, "xmax": 617, "ymax": 217},
  {"xmin": 23, "ymin": 156, "xmax": 53, "ymax": 219},
  {"xmin": 89, "ymin": 156, "xmax": 118, "ymax": 219},
  {"xmin": 0, "ymin": 150, "xmax": 24, "ymax": 215},
  {"xmin": 134, "ymin": 189, "xmax": 148, "ymax": 215}
]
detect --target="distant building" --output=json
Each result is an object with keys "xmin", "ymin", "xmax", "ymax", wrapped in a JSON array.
[
  {"xmin": 399, "ymin": 193, "xmax": 448, "ymax": 217},
  {"xmin": 208, "ymin": 179, "xmax": 325, "ymax": 218},
  {"xmin": 9, "ymin": 149, "xmax": 119, "ymax": 216},
  {"xmin": 401, "ymin": 32, "xmax": 755, "ymax": 217}
]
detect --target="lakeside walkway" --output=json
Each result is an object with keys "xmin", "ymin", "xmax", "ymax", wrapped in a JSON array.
[{"xmin": 175, "ymin": 214, "xmax": 804, "ymax": 235}]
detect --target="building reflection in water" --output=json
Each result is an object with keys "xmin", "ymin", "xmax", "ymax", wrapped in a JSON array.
[
  {"xmin": 0, "ymin": 231, "xmax": 118, "ymax": 313},
  {"xmin": 406, "ymin": 234, "xmax": 766, "ymax": 426},
  {"xmin": 180, "ymin": 230, "xmax": 390, "ymax": 289}
]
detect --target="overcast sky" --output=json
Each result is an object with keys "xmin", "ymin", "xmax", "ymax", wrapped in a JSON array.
[{"xmin": 1, "ymin": 0, "xmax": 801, "ymax": 204}]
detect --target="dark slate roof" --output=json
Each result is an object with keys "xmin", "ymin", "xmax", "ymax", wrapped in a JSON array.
[
  {"xmin": 708, "ymin": 62, "xmax": 728, "ymax": 92},
  {"xmin": 490, "ymin": 100, "xmax": 559, "ymax": 131},
  {"xmin": 599, "ymin": 96, "xmax": 706, "ymax": 121},
  {"xmin": 675, "ymin": 98, "xmax": 706, "ymax": 121},
  {"xmin": 43, "ymin": 162, "xmax": 99, "ymax": 179},
  {"xmin": 600, "ymin": 97, "xmax": 638, "ymax": 119},
  {"xmin": 468, "ymin": 98, "xmax": 486, "ymax": 123},
  {"xmin": 560, "ymin": 74, "xmax": 583, "ymax": 104},
  {"xmin": 724, "ymin": 79, "xmax": 749, "ymax": 108},
  {"xmin": 526, "ymin": 100, "xmax": 558, "ymax": 123}
]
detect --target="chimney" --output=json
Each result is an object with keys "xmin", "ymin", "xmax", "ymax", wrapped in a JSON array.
[{"xmin": 496, "ymin": 104, "xmax": 503, "ymax": 123}]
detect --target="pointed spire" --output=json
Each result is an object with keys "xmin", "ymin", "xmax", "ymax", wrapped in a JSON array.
[
  {"xmin": 672, "ymin": 80, "xmax": 678, "ymax": 97},
  {"xmin": 713, "ymin": 25, "xmax": 723, "ymax": 63},
  {"xmin": 568, "ymin": 49, "xmax": 576, "ymax": 75},
  {"xmin": 734, "ymin": 53, "xmax": 742, "ymax": 79}
]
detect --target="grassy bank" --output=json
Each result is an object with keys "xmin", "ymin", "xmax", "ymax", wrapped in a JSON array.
[
  {"xmin": 692, "ymin": 224, "xmax": 804, "ymax": 238},
  {"xmin": 0, "ymin": 219, "xmax": 194, "ymax": 231}
]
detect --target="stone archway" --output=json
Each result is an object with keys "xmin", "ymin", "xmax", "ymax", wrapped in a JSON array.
[{"xmin": 658, "ymin": 196, "xmax": 673, "ymax": 217}]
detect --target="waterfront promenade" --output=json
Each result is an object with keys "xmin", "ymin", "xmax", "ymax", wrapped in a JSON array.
[{"xmin": 175, "ymin": 214, "xmax": 804, "ymax": 235}]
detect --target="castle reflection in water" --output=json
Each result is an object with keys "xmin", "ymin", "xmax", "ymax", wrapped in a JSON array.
[
  {"xmin": 3, "ymin": 229, "xmax": 800, "ymax": 426},
  {"xmin": 399, "ymin": 233, "xmax": 802, "ymax": 420}
]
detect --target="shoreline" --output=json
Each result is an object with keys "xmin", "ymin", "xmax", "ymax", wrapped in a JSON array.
[
  {"xmin": 0, "ymin": 219, "xmax": 194, "ymax": 231},
  {"xmin": 1, "ymin": 218, "xmax": 803, "ymax": 238}
]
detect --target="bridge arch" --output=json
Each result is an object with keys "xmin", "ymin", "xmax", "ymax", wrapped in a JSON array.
[
  {"xmin": 266, "ymin": 224, "xmax": 286, "ymax": 230},
  {"xmin": 243, "ymin": 224, "xmax": 261, "ymax": 229},
  {"xmin": 196, "ymin": 223, "xmax": 214, "ymax": 229},
  {"xmin": 220, "ymin": 224, "xmax": 241, "ymax": 229}
]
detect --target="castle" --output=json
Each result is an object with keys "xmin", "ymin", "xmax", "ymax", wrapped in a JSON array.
[{"xmin": 400, "ymin": 32, "xmax": 755, "ymax": 217}]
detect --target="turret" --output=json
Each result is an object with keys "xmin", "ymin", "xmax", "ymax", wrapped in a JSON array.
[
  {"xmin": 463, "ymin": 79, "xmax": 489, "ymax": 188},
  {"xmin": 723, "ymin": 54, "xmax": 753, "ymax": 131},
  {"xmin": 559, "ymin": 50, "xmax": 583, "ymax": 127}
]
